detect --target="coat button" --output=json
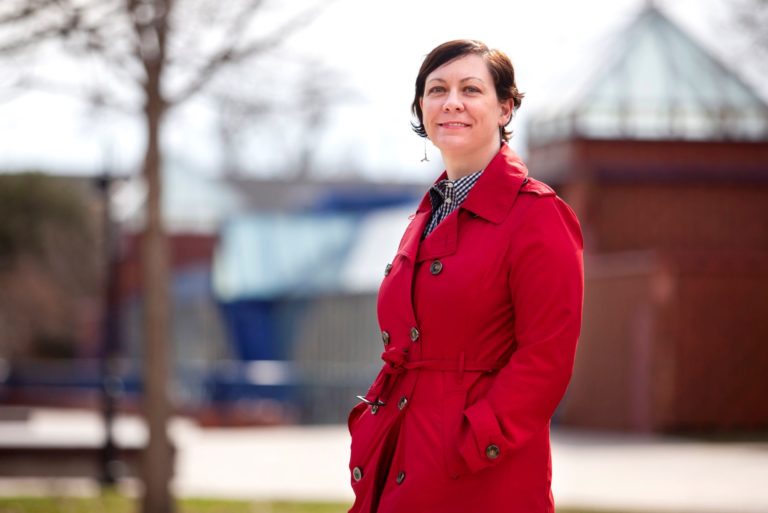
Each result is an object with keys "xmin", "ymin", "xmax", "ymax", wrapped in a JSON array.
[
  {"xmin": 398, "ymin": 396, "xmax": 408, "ymax": 410},
  {"xmin": 430, "ymin": 260, "xmax": 443, "ymax": 275},
  {"xmin": 381, "ymin": 331, "xmax": 390, "ymax": 345},
  {"xmin": 371, "ymin": 404, "xmax": 379, "ymax": 415},
  {"xmin": 396, "ymin": 471, "xmax": 406, "ymax": 484},
  {"xmin": 409, "ymin": 327, "xmax": 420, "ymax": 342},
  {"xmin": 353, "ymin": 466, "xmax": 363, "ymax": 481},
  {"xmin": 384, "ymin": 263, "xmax": 392, "ymax": 276},
  {"xmin": 485, "ymin": 444, "xmax": 500, "ymax": 459}
]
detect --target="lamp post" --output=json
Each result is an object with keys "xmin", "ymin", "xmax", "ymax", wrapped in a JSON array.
[{"xmin": 96, "ymin": 170, "xmax": 122, "ymax": 486}]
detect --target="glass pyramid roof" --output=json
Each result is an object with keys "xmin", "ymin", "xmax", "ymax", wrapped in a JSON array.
[{"xmin": 529, "ymin": 4, "xmax": 768, "ymax": 143}]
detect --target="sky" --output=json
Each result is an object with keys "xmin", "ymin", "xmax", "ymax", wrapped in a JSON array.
[{"xmin": 0, "ymin": 0, "xmax": 760, "ymax": 183}]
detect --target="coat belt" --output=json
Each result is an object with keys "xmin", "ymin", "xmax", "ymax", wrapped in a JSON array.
[{"xmin": 360, "ymin": 347, "xmax": 503, "ymax": 405}]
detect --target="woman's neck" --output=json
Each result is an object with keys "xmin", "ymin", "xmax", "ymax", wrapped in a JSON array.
[{"xmin": 442, "ymin": 138, "xmax": 502, "ymax": 181}]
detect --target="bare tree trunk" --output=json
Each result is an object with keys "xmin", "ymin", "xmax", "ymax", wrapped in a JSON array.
[{"xmin": 141, "ymin": 57, "xmax": 174, "ymax": 513}]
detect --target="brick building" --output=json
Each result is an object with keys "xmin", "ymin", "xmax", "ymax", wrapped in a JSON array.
[{"xmin": 527, "ymin": 5, "xmax": 768, "ymax": 432}]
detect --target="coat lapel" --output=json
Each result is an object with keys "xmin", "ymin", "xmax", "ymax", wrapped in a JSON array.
[
  {"xmin": 417, "ymin": 211, "xmax": 458, "ymax": 262},
  {"xmin": 396, "ymin": 201, "xmax": 431, "ymax": 261}
]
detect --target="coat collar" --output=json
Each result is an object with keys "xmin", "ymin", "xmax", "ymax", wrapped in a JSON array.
[
  {"xmin": 460, "ymin": 143, "xmax": 529, "ymax": 224},
  {"xmin": 413, "ymin": 143, "xmax": 528, "ymax": 221},
  {"xmin": 400, "ymin": 143, "xmax": 528, "ymax": 263}
]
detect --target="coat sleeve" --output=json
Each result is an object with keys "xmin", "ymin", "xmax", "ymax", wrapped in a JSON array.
[{"xmin": 456, "ymin": 195, "xmax": 584, "ymax": 474}]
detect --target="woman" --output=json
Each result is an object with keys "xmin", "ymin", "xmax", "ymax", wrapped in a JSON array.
[{"xmin": 347, "ymin": 39, "xmax": 584, "ymax": 513}]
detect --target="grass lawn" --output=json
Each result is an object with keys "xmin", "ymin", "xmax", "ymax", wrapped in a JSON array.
[
  {"xmin": 0, "ymin": 495, "xmax": 673, "ymax": 513},
  {"xmin": 0, "ymin": 496, "xmax": 339, "ymax": 513}
]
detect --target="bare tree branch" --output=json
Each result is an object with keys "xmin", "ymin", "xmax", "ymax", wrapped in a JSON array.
[
  {"xmin": 0, "ymin": 0, "xmax": 53, "ymax": 25},
  {"xmin": 0, "ymin": 22, "xmax": 69, "ymax": 54},
  {"xmin": 167, "ymin": 0, "xmax": 335, "ymax": 106},
  {"xmin": 168, "ymin": 0, "xmax": 267, "ymax": 69},
  {"xmin": 5, "ymin": 75, "xmax": 138, "ymax": 114}
]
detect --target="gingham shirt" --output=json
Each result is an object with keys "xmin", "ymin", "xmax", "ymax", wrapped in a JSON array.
[{"xmin": 423, "ymin": 170, "xmax": 482, "ymax": 238}]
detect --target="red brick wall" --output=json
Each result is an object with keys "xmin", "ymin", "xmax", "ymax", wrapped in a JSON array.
[
  {"xmin": 587, "ymin": 184, "xmax": 768, "ymax": 253},
  {"xmin": 560, "ymin": 252, "xmax": 663, "ymax": 431},
  {"xmin": 547, "ymin": 138, "xmax": 768, "ymax": 432},
  {"xmin": 560, "ymin": 250, "xmax": 768, "ymax": 432},
  {"xmin": 664, "ymin": 254, "xmax": 768, "ymax": 430}
]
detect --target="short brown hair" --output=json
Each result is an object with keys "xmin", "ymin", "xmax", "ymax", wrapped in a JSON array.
[{"xmin": 411, "ymin": 39, "xmax": 524, "ymax": 142}]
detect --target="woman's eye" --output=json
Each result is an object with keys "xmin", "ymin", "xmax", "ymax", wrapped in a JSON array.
[
  {"xmin": 464, "ymin": 86, "xmax": 480, "ymax": 93},
  {"xmin": 427, "ymin": 86, "xmax": 445, "ymax": 94}
]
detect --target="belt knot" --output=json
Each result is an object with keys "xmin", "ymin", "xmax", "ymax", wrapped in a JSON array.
[{"xmin": 381, "ymin": 347, "xmax": 409, "ymax": 375}]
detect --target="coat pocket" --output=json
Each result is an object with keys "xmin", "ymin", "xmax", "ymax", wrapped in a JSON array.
[{"xmin": 441, "ymin": 373, "xmax": 490, "ymax": 479}]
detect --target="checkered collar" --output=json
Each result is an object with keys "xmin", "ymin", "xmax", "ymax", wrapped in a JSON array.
[{"xmin": 428, "ymin": 170, "xmax": 482, "ymax": 212}]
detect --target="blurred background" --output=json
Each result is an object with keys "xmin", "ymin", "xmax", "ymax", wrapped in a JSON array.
[{"xmin": 0, "ymin": 0, "xmax": 766, "ymax": 512}]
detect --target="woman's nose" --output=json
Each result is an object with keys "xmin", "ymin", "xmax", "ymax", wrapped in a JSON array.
[{"xmin": 442, "ymin": 91, "xmax": 463, "ymax": 112}]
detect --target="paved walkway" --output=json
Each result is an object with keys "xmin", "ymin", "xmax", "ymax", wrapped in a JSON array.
[{"xmin": 1, "ymin": 408, "xmax": 767, "ymax": 512}]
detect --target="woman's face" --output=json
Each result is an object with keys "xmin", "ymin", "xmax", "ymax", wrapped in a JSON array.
[{"xmin": 420, "ymin": 54, "xmax": 512, "ymax": 157}]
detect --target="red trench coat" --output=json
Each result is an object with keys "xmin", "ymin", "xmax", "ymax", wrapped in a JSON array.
[{"xmin": 347, "ymin": 144, "xmax": 584, "ymax": 513}]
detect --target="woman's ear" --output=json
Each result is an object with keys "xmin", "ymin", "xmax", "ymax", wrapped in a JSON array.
[{"xmin": 499, "ymin": 99, "xmax": 513, "ymax": 125}]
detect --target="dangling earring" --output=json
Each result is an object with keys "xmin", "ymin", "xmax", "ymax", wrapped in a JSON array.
[{"xmin": 421, "ymin": 138, "xmax": 430, "ymax": 162}]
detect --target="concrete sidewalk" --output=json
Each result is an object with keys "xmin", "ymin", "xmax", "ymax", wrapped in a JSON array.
[{"xmin": 0, "ymin": 408, "xmax": 766, "ymax": 512}]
